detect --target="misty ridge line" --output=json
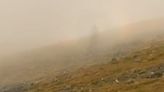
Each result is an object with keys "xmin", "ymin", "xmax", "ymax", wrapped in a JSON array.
[{"xmin": 0, "ymin": 19, "xmax": 164, "ymax": 86}]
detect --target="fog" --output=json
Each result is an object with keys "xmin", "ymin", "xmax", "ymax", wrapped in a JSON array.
[
  {"xmin": 0, "ymin": 0, "xmax": 164, "ymax": 85},
  {"xmin": 0, "ymin": 0, "xmax": 164, "ymax": 57}
]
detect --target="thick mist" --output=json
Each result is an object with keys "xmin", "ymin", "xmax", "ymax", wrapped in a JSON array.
[
  {"xmin": 0, "ymin": 0, "xmax": 164, "ymax": 86},
  {"xmin": 1, "ymin": 0, "xmax": 164, "ymax": 57}
]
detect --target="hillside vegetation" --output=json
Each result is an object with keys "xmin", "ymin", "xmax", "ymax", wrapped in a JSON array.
[
  {"xmin": 0, "ymin": 19, "xmax": 164, "ymax": 92},
  {"xmin": 0, "ymin": 37, "xmax": 163, "ymax": 92},
  {"xmin": 24, "ymin": 39, "xmax": 164, "ymax": 92}
]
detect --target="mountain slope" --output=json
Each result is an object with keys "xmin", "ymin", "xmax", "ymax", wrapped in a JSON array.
[
  {"xmin": 1, "ymin": 35, "xmax": 163, "ymax": 92},
  {"xmin": 22, "ymin": 38, "xmax": 164, "ymax": 92},
  {"xmin": 0, "ymin": 19, "xmax": 164, "ymax": 91}
]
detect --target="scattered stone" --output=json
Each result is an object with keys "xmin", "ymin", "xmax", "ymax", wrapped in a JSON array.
[
  {"xmin": 101, "ymin": 78, "xmax": 104, "ymax": 81},
  {"xmin": 115, "ymin": 79, "xmax": 120, "ymax": 84},
  {"xmin": 148, "ymin": 72, "xmax": 163, "ymax": 78},
  {"xmin": 111, "ymin": 58, "xmax": 118, "ymax": 64},
  {"xmin": 0, "ymin": 83, "xmax": 32, "ymax": 92}
]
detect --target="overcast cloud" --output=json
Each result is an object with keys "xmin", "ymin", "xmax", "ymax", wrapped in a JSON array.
[{"xmin": 0, "ymin": 0, "xmax": 164, "ymax": 56}]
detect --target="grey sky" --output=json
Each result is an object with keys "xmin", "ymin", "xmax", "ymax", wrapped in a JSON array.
[{"xmin": 0, "ymin": 0, "xmax": 164, "ymax": 56}]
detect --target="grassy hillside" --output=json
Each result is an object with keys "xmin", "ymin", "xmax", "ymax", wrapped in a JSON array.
[
  {"xmin": 0, "ymin": 36, "xmax": 163, "ymax": 92},
  {"xmin": 0, "ymin": 19, "xmax": 164, "ymax": 92},
  {"xmin": 19, "ymin": 38, "xmax": 163, "ymax": 92}
]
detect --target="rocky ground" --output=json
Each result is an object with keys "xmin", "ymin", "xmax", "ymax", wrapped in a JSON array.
[{"xmin": 0, "ymin": 39, "xmax": 164, "ymax": 92}]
